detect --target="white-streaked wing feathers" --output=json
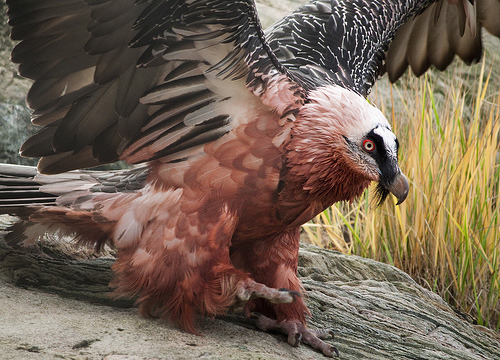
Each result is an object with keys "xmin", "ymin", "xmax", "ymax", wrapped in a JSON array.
[{"xmin": 266, "ymin": 0, "xmax": 498, "ymax": 96}]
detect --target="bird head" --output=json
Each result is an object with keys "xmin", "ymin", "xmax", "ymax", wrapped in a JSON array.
[
  {"xmin": 290, "ymin": 84, "xmax": 409, "ymax": 205},
  {"xmin": 341, "ymin": 123, "xmax": 409, "ymax": 206}
]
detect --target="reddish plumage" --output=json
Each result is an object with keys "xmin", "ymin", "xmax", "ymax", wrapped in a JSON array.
[
  {"xmin": 45, "ymin": 85, "xmax": 377, "ymax": 335},
  {"xmin": 1, "ymin": 77, "xmax": 395, "ymax": 360},
  {"xmin": 7, "ymin": 82, "xmax": 378, "ymax": 339},
  {"xmin": 105, "ymin": 81, "xmax": 313, "ymax": 332},
  {"xmin": 5, "ymin": 0, "xmax": 490, "ymax": 357}
]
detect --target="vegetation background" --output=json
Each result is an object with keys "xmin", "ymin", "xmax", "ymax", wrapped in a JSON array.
[{"xmin": 0, "ymin": 0, "xmax": 498, "ymax": 331}]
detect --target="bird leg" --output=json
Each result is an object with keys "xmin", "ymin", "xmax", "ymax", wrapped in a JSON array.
[
  {"xmin": 252, "ymin": 312, "xmax": 339, "ymax": 358},
  {"xmin": 229, "ymin": 229, "xmax": 337, "ymax": 356}
]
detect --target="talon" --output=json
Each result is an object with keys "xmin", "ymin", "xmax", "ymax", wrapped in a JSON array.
[
  {"xmin": 288, "ymin": 331, "xmax": 302, "ymax": 347},
  {"xmin": 327, "ymin": 345, "xmax": 339, "ymax": 357},
  {"xmin": 296, "ymin": 332, "xmax": 302, "ymax": 341}
]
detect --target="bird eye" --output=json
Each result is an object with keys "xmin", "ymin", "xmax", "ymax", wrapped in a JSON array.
[{"xmin": 363, "ymin": 139, "xmax": 375, "ymax": 152}]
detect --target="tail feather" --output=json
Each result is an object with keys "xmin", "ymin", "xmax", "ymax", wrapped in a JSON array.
[
  {"xmin": 0, "ymin": 164, "xmax": 57, "ymax": 214},
  {"xmin": 0, "ymin": 163, "xmax": 149, "ymax": 212},
  {"xmin": 0, "ymin": 162, "xmax": 149, "ymax": 251}
]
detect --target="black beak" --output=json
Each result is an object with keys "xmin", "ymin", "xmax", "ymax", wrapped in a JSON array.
[
  {"xmin": 375, "ymin": 171, "xmax": 409, "ymax": 206},
  {"xmin": 387, "ymin": 173, "xmax": 409, "ymax": 205}
]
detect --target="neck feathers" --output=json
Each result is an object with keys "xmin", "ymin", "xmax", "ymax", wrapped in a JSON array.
[
  {"xmin": 285, "ymin": 131, "xmax": 370, "ymax": 204},
  {"xmin": 283, "ymin": 85, "xmax": 376, "ymax": 205}
]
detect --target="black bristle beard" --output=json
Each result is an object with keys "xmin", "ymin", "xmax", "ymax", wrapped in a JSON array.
[{"xmin": 374, "ymin": 182, "xmax": 390, "ymax": 207}]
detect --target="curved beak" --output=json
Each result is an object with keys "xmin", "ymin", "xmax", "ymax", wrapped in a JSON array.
[{"xmin": 387, "ymin": 173, "xmax": 409, "ymax": 205}]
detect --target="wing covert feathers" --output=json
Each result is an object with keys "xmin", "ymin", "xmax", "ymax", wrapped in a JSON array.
[
  {"xmin": 267, "ymin": 0, "xmax": 498, "ymax": 96},
  {"xmin": 7, "ymin": 0, "xmax": 300, "ymax": 173}
]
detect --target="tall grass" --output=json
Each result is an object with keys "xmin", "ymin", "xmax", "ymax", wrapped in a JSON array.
[{"xmin": 302, "ymin": 59, "xmax": 500, "ymax": 330}]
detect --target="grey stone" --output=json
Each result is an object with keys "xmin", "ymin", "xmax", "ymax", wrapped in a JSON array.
[{"xmin": 0, "ymin": 226, "xmax": 498, "ymax": 360}]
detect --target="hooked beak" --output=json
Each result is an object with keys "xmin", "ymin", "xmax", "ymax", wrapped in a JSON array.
[{"xmin": 387, "ymin": 173, "xmax": 409, "ymax": 205}]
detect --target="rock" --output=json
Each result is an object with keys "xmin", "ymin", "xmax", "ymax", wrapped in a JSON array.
[
  {"xmin": 0, "ymin": 227, "xmax": 498, "ymax": 360},
  {"xmin": 0, "ymin": 2, "xmax": 32, "ymax": 106},
  {"xmin": 0, "ymin": 1, "xmax": 36, "ymax": 166},
  {"xmin": 0, "ymin": 104, "xmax": 37, "ymax": 166}
]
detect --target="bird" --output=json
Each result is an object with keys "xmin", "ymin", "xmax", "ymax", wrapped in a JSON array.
[{"xmin": 1, "ymin": 0, "xmax": 499, "ymax": 357}]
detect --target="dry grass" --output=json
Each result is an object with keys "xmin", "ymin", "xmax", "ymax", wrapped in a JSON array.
[{"xmin": 302, "ymin": 59, "xmax": 500, "ymax": 330}]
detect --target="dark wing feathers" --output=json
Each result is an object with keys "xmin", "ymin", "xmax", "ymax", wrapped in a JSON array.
[
  {"xmin": 20, "ymin": 125, "xmax": 58, "ymax": 158},
  {"xmin": 37, "ymin": 147, "xmax": 103, "ymax": 175},
  {"xmin": 385, "ymin": 0, "xmax": 494, "ymax": 81},
  {"xmin": 107, "ymin": 0, "xmax": 296, "ymax": 165},
  {"xmin": 266, "ymin": 0, "xmax": 426, "ymax": 95},
  {"xmin": 52, "ymin": 80, "xmax": 119, "ymax": 153},
  {"xmin": 480, "ymin": 0, "xmax": 500, "ymax": 36},
  {"xmin": 7, "ymin": 0, "xmax": 297, "ymax": 174},
  {"xmin": 8, "ymin": 0, "xmax": 500, "ymax": 174}
]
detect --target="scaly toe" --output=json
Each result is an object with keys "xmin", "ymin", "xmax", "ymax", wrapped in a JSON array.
[
  {"xmin": 250, "ymin": 313, "xmax": 338, "ymax": 357},
  {"xmin": 314, "ymin": 328, "xmax": 335, "ymax": 340}
]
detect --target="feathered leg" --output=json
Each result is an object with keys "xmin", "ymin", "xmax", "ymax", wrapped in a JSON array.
[
  {"xmin": 230, "ymin": 228, "xmax": 308, "ymax": 320},
  {"xmin": 107, "ymin": 189, "xmax": 298, "ymax": 333},
  {"xmin": 230, "ymin": 228, "xmax": 337, "ymax": 357}
]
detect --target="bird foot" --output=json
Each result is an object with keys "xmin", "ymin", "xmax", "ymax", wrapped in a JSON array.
[
  {"xmin": 236, "ymin": 279, "xmax": 300, "ymax": 304},
  {"xmin": 251, "ymin": 313, "xmax": 338, "ymax": 358}
]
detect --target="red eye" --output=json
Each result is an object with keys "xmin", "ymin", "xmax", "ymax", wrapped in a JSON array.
[{"xmin": 363, "ymin": 139, "xmax": 375, "ymax": 152}]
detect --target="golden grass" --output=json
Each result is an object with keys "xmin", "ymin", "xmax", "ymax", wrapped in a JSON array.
[{"xmin": 302, "ymin": 60, "xmax": 500, "ymax": 330}]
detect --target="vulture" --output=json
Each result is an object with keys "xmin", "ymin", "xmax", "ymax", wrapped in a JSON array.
[{"xmin": 1, "ymin": 0, "xmax": 499, "ymax": 357}]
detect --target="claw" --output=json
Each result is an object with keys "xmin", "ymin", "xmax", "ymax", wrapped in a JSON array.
[
  {"xmin": 330, "ymin": 346, "xmax": 340, "ymax": 357},
  {"xmin": 288, "ymin": 331, "xmax": 302, "ymax": 347}
]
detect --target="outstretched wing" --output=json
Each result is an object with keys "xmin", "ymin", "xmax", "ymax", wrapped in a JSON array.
[
  {"xmin": 7, "ymin": 0, "xmax": 304, "ymax": 174},
  {"xmin": 265, "ymin": 0, "xmax": 499, "ymax": 97}
]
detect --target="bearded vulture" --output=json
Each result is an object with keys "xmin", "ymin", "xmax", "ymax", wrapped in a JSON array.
[{"xmin": 1, "ymin": 0, "xmax": 499, "ymax": 357}]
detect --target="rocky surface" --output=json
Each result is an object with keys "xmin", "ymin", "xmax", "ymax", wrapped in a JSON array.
[
  {"xmin": 1, "ymin": 227, "xmax": 499, "ymax": 360},
  {"xmin": 0, "ymin": 103, "xmax": 37, "ymax": 165}
]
